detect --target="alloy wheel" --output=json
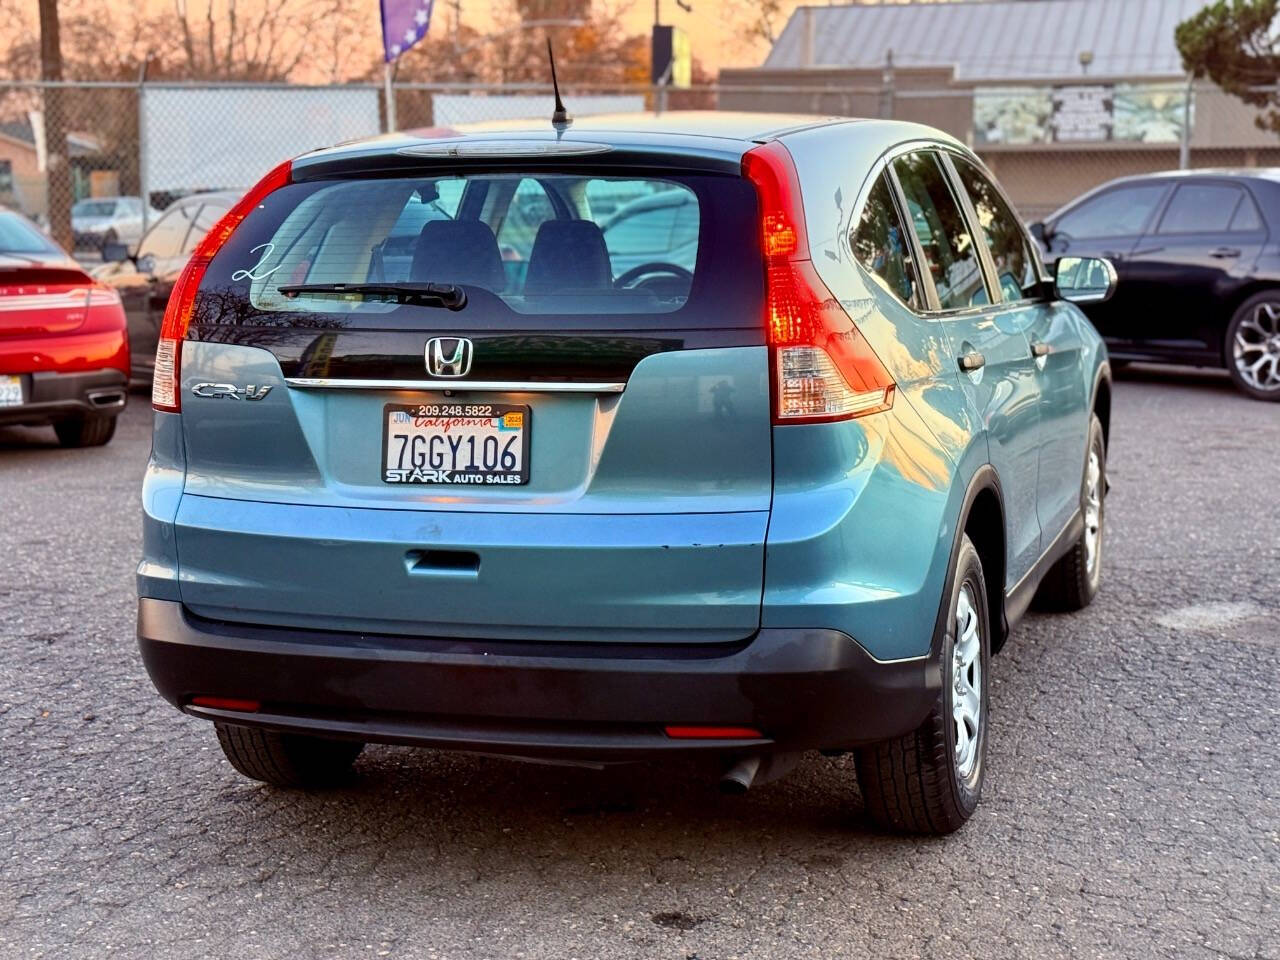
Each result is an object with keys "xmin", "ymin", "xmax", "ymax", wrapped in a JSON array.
[
  {"xmin": 1083, "ymin": 447, "xmax": 1103, "ymax": 577},
  {"xmin": 1233, "ymin": 301, "xmax": 1280, "ymax": 393},
  {"xmin": 952, "ymin": 584, "xmax": 982, "ymax": 780}
]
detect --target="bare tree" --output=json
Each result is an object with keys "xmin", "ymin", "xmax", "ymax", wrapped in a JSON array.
[{"xmin": 728, "ymin": 0, "xmax": 790, "ymax": 48}]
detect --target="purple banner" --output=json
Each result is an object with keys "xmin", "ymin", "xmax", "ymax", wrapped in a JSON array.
[{"xmin": 381, "ymin": 0, "xmax": 434, "ymax": 62}]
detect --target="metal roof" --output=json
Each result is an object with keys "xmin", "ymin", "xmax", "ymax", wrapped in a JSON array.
[{"xmin": 765, "ymin": 0, "xmax": 1213, "ymax": 81}]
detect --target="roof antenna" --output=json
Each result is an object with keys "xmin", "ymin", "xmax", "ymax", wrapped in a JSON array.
[{"xmin": 547, "ymin": 38, "xmax": 572, "ymax": 131}]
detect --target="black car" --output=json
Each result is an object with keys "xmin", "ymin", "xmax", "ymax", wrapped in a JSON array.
[
  {"xmin": 95, "ymin": 191, "xmax": 237, "ymax": 383},
  {"xmin": 1031, "ymin": 170, "xmax": 1280, "ymax": 401}
]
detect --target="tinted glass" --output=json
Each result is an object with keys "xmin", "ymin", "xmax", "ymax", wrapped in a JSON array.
[
  {"xmin": 954, "ymin": 157, "xmax": 1038, "ymax": 301},
  {"xmin": 185, "ymin": 202, "xmax": 230, "ymax": 253},
  {"xmin": 138, "ymin": 204, "xmax": 197, "ymax": 259},
  {"xmin": 0, "ymin": 213, "xmax": 58, "ymax": 254},
  {"xmin": 603, "ymin": 202, "xmax": 679, "ymax": 256},
  {"xmin": 892, "ymin": 152, "xmax": 987, "ymax": 310},
  {"xmin": 497, "ymin": 178, "xmax": 554, "ymax": 264},
  {"xmin": 850, "ymin": 173, "xmax": 920, "ymax": 310},
  {"xmin": 1055, "ymin": 185, "xmax": 1165, "ymax": 239},
  {"xmin": 230, "ymin": 173, "xmax": 707, "ymax": 318},
  {"xmin": 671, "ymin": 199, "xmax": 698, "ymax": 251},
  {"xmin": 1157, "ymin": 184, "xmax": 1242, "ymax": 234},
  {"xmin": 1229, "ymin": 192, "xmax": 1263, "ymax": 232}
]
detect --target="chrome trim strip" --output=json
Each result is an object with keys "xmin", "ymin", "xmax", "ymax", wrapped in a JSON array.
[{"xmin": 284, "ymin": 377, "xmax": 626, "ymax": 393}]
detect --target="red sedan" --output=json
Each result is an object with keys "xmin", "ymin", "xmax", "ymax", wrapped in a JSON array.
[{"xmin": 0, "ymin": 211, "xmax": 129, "ymax": 447}]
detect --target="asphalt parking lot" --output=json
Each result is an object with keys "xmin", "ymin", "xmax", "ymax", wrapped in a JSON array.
[{"xmin": 1, "ymin": 366, "xmax": 1276, "ymax": 960}]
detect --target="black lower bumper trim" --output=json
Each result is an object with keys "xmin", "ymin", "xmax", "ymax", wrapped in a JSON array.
[
  {"xmin": 0, "ymin": 368, "xmax": 127, "ymax": 427},
  {"xmin": 137, "ymin": 599, "xmax": 939, "ymax": 760}
]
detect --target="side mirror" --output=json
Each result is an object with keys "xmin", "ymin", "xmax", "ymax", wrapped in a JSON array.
[
  {"xmin": 101, "ymin": 241, "xmax": 131, "ymax": 263},
  {"xmin": 1055, "ymin": 256, "xmax": 1116, "ymax": 305},
  {"xmin": 1028, "ymin": 221, "xmax": 1047, "ymax": 245},
  {"xmin": 136, "ymin": 253, "xmax": 157, "ymax": 275}
]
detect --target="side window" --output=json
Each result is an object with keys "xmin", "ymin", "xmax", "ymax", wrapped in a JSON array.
[
  {"xmin": 670, "ymin": 199, "xmax": 701, "ymax": 259},
  {"xmin": 603, "ymin": 203, "xmax": 678, "ymax": 256},
  {"xmin": 137, "ymin": 204, "xmax": 197, "ymax": 261},
  {"xmin": 850, "ymin": 173, "xmax": 921, "ymax": 311},
  {"xmin": 1157, "ymin": 184, "xmax": 1243, "ymax": 234},
  {"xmin": 1230, "ymin": 193, "xmax": 1264, "ymax": 232},
  {"xmin": 185, "ymin": 204, "xmax": 222, "ymax": 253},
  {"xmin": 891, "ymin": 151, "xmax": 987, "ymax": 311},
  {"xmin": 953, "ymin": 157, "xmax": 1038, "ymax": 302},
  {"xmin": 1055, "ymin": 185, "xmax": 1166, "ymax": 239},
  {"xmin": 497, "ymin": 178, "xmax": 555, "ymax": 264},
  {"xmin": 435, "ymin": 179, "xmax": 464, "ymax": 218}
]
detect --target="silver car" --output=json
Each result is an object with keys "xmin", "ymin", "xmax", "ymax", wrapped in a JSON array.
[{"xmin": 71, "ymin": 196, "xmax": 154, "ymax": 250}]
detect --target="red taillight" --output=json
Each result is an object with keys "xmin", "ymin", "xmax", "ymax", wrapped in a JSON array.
[
  {"xmin": 743, "ymin": 142, "xmax": 895, "ymax": 424},
  {"xmin": 664, "ymin": 725, "xmax": 765, "ymax": 740},
  {"xmin": 190, "ymin": 696, "xmax": 261, "ymax": 712},
  {"xmin": 152, "ymin": 160, "xmax": 293, "ymax": 412}
]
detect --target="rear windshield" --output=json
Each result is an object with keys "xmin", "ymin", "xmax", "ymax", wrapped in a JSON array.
[
  {"xmin": 200, "ymin": 169, "xmax": 762, "ymax": 331},
  {"xmin": 0, "ymin": 214, "xmax": 59, "ymax": 254}
]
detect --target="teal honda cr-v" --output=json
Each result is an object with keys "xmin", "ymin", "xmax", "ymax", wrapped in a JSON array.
[{"xmin": 137, "ymin": 113, "xmax": 1115, "ymax": 833}]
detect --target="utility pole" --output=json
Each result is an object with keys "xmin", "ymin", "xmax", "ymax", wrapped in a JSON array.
[
  {"xmin": 1179, "ymin": 73, "xmax": 1193, "ymax": 170},
  {"xmin": 38, "ymin": 0, "xmax": 73, "ymax": 250}
]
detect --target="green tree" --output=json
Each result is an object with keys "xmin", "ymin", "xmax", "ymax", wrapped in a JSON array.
[{"xmin": 1176, "ymin": 0, "xmax": 1280, "ymax": 134}]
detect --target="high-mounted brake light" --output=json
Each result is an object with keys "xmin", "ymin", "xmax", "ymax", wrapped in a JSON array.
[
  {"xmin": 152, "ymin": 160, "xmax": 293, "ymax": 412},
  {"xmin": 742, "ymin": 142, "xmax": 895, "ymax": 424}
]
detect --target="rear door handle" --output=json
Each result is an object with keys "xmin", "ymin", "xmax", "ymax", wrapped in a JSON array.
[
  {"xmin": 1031, "ymin": 341, "xmax": 1052, "ymax": 358},
  {"xmin": 1209, "ymin": 246, "xmax": 1241, "ymax": 259},
  {"xmin": 957, "ymin": 351, "xmax": 985, "ymax": 373}
]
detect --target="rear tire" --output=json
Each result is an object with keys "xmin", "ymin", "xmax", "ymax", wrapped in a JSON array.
[
  {"xmin": 214, "ymin": 723, "xmax": 364, "ymax": 787},
  {"xmin": 855, "ymin": 534, "xmax": 990, "ymax": 834},
  {"xmin": 53, "ymin": 415, "xmax": 116, "ymax": 448},
  {"xmin": 1225, "ymin": 292, "xmax": 1280, "ymax": 401},
  {"xmin": 1034, "ymin": 414, "xmax": 1105, "ymax": 612}
]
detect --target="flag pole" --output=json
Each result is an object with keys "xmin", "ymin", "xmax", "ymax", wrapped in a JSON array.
[{"xmin": 384, "ymin": 61, "xmax": 397, "ymax": 133}]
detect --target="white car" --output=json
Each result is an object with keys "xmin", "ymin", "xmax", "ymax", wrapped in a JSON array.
[{"xmin": 71, "ymin": 196, "xmax": 155, "ymax": 250}]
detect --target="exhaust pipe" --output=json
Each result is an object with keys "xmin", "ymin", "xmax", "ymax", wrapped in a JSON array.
[
  {"xmin": 718, "ymin": 755, "xmax": 761, "ymax": 795},
  {"xmin": 87, "ymin": 389, "xmax": 126, "ymax": 409}
]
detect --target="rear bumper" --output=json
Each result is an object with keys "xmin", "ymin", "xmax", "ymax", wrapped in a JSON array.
[
  {"xmin": 0, "ymin": 368, "xmax": 128, "ymax": 427},
  {"xmin": 137, "ymin": 598, "xmax": 939, "ymax": 761}
]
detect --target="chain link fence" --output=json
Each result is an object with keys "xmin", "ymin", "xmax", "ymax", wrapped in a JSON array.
[{"xmin": 3, "ymin": 78, "xmax": 1277, "ymax": 259}]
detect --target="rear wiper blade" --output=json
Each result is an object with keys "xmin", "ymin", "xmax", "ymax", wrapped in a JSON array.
[{"xmin": 277, "ymin": 281, "xmax": 466, "ymax": 311}]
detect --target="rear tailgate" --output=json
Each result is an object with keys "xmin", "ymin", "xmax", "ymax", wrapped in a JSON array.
[{"xmin": 172, "ymin": 155, "xmax": 771, "ymax": 642}]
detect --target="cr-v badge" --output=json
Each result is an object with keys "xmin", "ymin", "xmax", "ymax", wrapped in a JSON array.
[
  {"xmin": 191, "ymin": 382, "xmax": 273, "ymax": 401},
  {"xmin": 425, "ymin": 337, "xmax": 474, "ymax": 378}
]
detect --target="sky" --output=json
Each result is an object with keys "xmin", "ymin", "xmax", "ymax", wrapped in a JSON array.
[
  {"xmin": 55, "ymin": 0, "xmax": 783, "ymax": 76},
  {"xmin": 445, "ymin": 0, "xmax": 785, "ymax": 72}
]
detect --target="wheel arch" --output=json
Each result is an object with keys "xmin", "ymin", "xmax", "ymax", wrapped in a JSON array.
[
  {"xmin": 1091, "ymin": 363, "xmax": 1112, "ymax": 452},
  {"xmin": 934, "ymin": 465, "xmax": 1009, "ymax": 658}
]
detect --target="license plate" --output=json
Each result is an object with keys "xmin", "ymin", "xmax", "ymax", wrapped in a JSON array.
[
  {"xmin": 0, "ymin": 375, "xmax": 21, "ymax": 407},
  {"xmin": 383, "ymin": 402, "xmax": 529, "ymax": 485}
]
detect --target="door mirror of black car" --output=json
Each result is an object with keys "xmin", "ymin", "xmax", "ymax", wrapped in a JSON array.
[
  {"xmin": 1055, "ymin": 256, "xmax": 1116, "ymax": 305},
  {"xmin": 1028, "ymin": 221, "xmax": 1048, "ymax": 245},
  {"xmin": 101, "ymin": 241, "xmax": 131, "ymax": 263}
]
